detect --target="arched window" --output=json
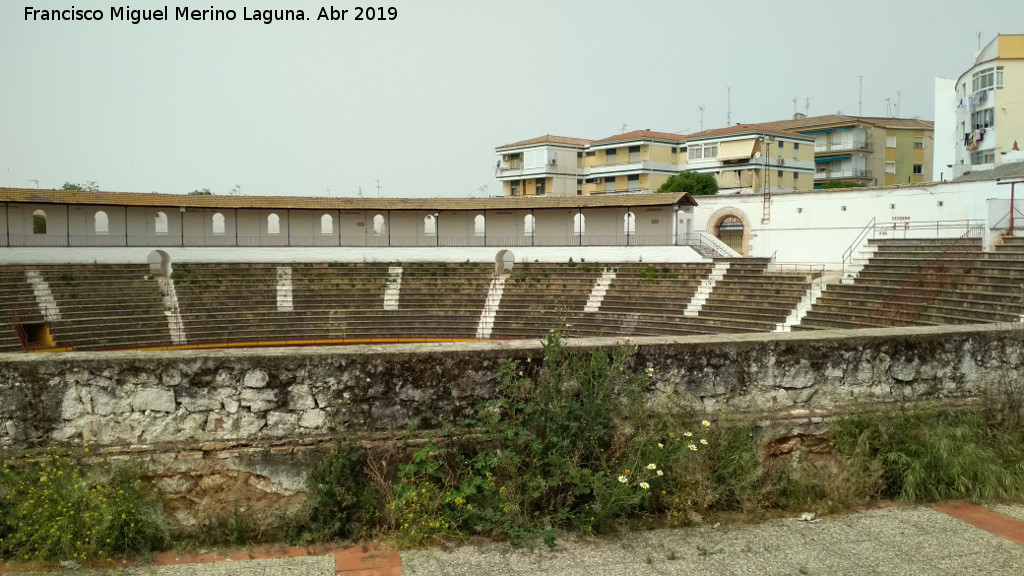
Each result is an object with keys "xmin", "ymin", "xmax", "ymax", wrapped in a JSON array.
[
  {"xmin": 623, "ymin": 212, "xmax": 635, "ymax": 234},
  {"xmin": 94, "ymin": 210, "xmax": 109, "ymax": 235},
  {"xmin": 267, "ymin": 213, "xmax": 281, "ymax": 235},
  {"xmin": 154, "ymin": 211, "xmax": 168, "ymax": 235},
  {"xmin": 32, "ymin": 210, "xmax": 47, "ymax": 234},
  {"xmin": 212, "ymin": 212, "xmax": 225, "ymax": 235},
  {"xmin": 474, "ymin": 214, "xmax": 485, "ymax": 237},
  {"xmin": 715, "ymin": 215, "xmax": 745, "ymax": 253},
  {"xmin": 372, "ymin": 214, "xmax": 385, "ymax": 236},
  {"xmin": 573, "ymin": 213, "xmax": 586, "ymax": 235},
  {"xmin": 524, "ymin": 214, "xmax": 535, "ymax": 236},
  {"xmin": 424, "ymin": 214, "xmax": 436, "ymax": 236},
  {"xmin": 320, "ymin": 213, "xmax": 334, "ymax": 235}
]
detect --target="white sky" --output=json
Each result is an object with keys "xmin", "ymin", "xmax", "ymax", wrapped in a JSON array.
[{"xmin": 1, "ymin": 0, "xmax": 1021, "ymax": 198}]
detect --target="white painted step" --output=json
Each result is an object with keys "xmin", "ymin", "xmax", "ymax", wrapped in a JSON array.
[
  {"xmin": 384, "ymin": 266, "xmax": 403, "ymax": 310},
  {"xmin": 25, "ymin": 269, "xmax": 61, "ymax": 321},
  {"xmin": 276, "ymin": 266, "xmax": 293, "ymax": 312},
  {"xmin": 476, "ymin": 275, "xmax": 507, "ymax": 339},
  {"xmin": 777, "ymin": 282, "xmax": 826, "ymax": 332},
  {"xmin": 684, "ymin": 262, "xmax": 730, "ymax": 317},
  {"xmin": 584, "ymin": 270, "xmax": 616, "ymax": 313},
  {"xmin": 158, "ymin": 267, "xmax": 187, "ymax": 345}
]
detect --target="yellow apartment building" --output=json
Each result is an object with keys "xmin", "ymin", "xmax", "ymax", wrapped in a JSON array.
[{"xmin": 495, "ymin": 135, "xmax": 590, "ymax": 196}]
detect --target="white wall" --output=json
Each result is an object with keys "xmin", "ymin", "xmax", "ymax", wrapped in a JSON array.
[
  {"xmin": 933, "ymin": 77, "xmax": 957, "ymax": 181},
  {"xmin": 692, "ymin": 180, "xmax": 1007, "ymax": 266}
]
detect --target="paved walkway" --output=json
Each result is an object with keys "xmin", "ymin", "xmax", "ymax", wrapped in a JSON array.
[{"xmin": 3, "ymin": 503, "xmax": 1024, "ymax": 575}]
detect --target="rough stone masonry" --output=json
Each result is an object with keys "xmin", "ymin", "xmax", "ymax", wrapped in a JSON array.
[{"xmin": 0, "ymin": 324, "xmax": 1021, "ymax": 524}]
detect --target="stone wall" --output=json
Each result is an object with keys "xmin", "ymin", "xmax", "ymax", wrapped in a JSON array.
[{"xmin": 1, "ymin": 324, "xmax": 1021, "ymax": 523}]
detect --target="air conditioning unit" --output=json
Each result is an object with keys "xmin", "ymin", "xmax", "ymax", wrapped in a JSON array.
[{"xmin": 777, "ymin": 158, "xmax": 786, "ymax": 166}]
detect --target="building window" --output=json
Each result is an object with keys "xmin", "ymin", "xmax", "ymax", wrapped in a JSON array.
[
  {"xmin": 372, "ymin": 214, "xmax": 385, "ymax": 235},
  {"xmin": 32, "ymin": 210, "xmax": 46, "ymax": 234},
  {"xmin": 627, "ymin": 174, "xmax": 640, "ymax": 191},
  {"xmin": 94, "ymin": 211, "xmax": 109, "ymax": 235},
  {"xmin": 972, "ymin": 67, "xmax": 997, "ymax": 91},
  {"xmin": 913, "ymin": 164, "xmax": 923, "ymax": 175},
  {"xmin": 628, "ymin": 145, "xmax": 641, "ymax": 162},
  {"xmin": 914, "ymin": 137, "xmax": 924, "ymax": 149},
  {"xmin": 793, "ymin": 173, "xmax": 799, "ymax": 185},
  {"xmin": 777, "ymin": 170, "xmax": 783, "ymax": 181},
  {"xmin": 996, "ymin": 67, "xmax": 1004, "ymax": 89},
  {"xmin": 971, "ymin": 151, "xmax": 996, "ymax": 165},
  {"xmin": 885, "ymin": 135, "xmax": 897, "ymax": 148},
  {"xmin": 972, "ymin": 108, "xmax": 995, "ymax": 130},
  {"xmin": 510, "ymin": 182, "xmax": 519, "ymax": 196},
  {"xmin": 604, "ymin": 177, "xmax": 616, "ymax": 193},
  {"xmin": 885, "ymin": 162, "xmax": 896, "ymax": 174},
  {"xmin": 605, "ymin": 148, "xmax": 617, "ymax": 165},
  {"xmin": 155, "ymin": 211, "xmax": 168, "ymax": 235},
  {"xmin": 267, "ymin": 213, "xmax": 281, "ymax": 235},
  {"xmin": 212, "ymin": 213, "xmax": 225, "ymax": 235},
  {"xmin": 535, "ymin": 179, "xmax": 545, "ymax": 196},
  {"xmin": 474, "ymin": 214, "xmax": 485, "ymax": 237},
  {"xmin": 585, "ymin": 151, "xmax": 596, "ymax": 157},
  {"xmin": 524, "ymin": 214, "xmax": 535, "ymax": 235},
  {"xmin": 320, "ymin": 214, "xmax": 334, "ymax": 235},
  {"xmin": 423, "ymin": 214, "xmax": 436, "ymax": 236}
]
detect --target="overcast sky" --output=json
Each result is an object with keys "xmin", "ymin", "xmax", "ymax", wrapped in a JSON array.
[{"xmin": 1, "ymin": 0, "xmax": 1021, "ymax": 198}]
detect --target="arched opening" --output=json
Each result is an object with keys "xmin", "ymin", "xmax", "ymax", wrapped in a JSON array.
[
  {"xmin": 320, "ymin": 213, "xmax": 334, "ymax": 235},
  {"xmin": 495, "ymin": 249, "xmax": 515, "ymax": 275},
  {"xmin": 623, "ymin": 212, "xmax": 636, "ymax": 234},
  {"xmin": 573, "ymin": 213, "xmax": 586, "ymax": 235},
  {"xmin": 524, "ymin": 214, "xmax": 535, "ymax": 236},
  {"xmin": 474, "ymin": 214, "xmax": 485, "ymax": 237},
  {"xmin": 267, "ymin": 213, "xmax": 281, "ymax": 235},
  {"xmin": 424, "ymin": 214, "xmax": 436, "ymax": 236},
  {"xmin": 147, "ymin": 250, "xmax": 171, "ymax": 277},
  {"xmin": 372, "ymin": 214, "xmax": 385, "ymax": 236},
  {"xmin": 212, "ymin": 212, "xmax": 226, "ymax": 235},
  {"xmin": 94, "ymin": 210, "xmax": 109, "ymax": 235},
  {"xmin": 155, "ymin": 211, "xmax": 168, "ymax": 235},
  {"xmin": 715, "ymin": 215, "xmax": 745, "ymax": 253},
  {"xmin": 32, "ymin": 210, "xmax": 47, "ymax": 234}
]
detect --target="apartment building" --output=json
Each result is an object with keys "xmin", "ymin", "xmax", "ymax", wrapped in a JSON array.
[
  {"xmin": 495, "ymin": 135, "xmax": 589, "ymax": 197},
  {"xmin": 755, "ymin": 115, "xmax": 934, "ymax": 187},
  {"xmin": 952, "ymin": 34, "xmax": 1024, "ymax": 177},
  {"xmin": 680, "ymin": 126, "xmax": 815, "ymax": 193},
  {"xmin": 581, "ymin": 130, "xmax": 686, "ymax": 195}
]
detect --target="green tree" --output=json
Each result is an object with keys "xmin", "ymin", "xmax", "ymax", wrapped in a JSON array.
[
  {"xmin": 61, "ymin": 181, "xmax": 99, "ymax": 191},
  {"xmin": 188, "ymin": 188, "xmax": 213, "ymax": 195},
  {"xmin": 657, "ymin": 171, "xmax": 718, "ymax": 196},
  {"xmin": 818, "ymin": 181, "xmax": 868, "ymax": 189}
]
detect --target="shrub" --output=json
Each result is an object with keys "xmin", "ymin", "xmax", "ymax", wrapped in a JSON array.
[
  {"xmin": 304, "ymin": 442, "xmax": 378, "ymax": 541},
  {"xmin": 0, "ymin": 448, "xmax": 167, "ymax": 563}
]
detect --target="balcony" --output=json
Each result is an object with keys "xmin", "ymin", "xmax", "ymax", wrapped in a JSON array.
[
  {"xmin": 814, "ymin": 169, "xmax": 872, "ymax": 181},
  {"xmin": 814, "ymin": 141, "xmax": 872, "ymax": 153},
  {"xmin": 496, "ymin": 160, "xmax": 579, "ymax": 178}
]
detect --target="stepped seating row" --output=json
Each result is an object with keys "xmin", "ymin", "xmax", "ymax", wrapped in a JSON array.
[
  {"xmin": 1, "ymin": 260, "xmax": 818, "ymax": 350},
  {"xmin": 696, "ymin": 259, "xmax": 811, "ymax": 332},
  {"xmin": 797, "ymin": 238, "xmax": 987, "ymax": 330}
]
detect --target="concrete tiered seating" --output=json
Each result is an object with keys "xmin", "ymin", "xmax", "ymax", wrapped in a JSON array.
[
  {"xmin": 36, "ymin": 265, "xmax": 171, "ymax": 350},
  {"xmin": 173, "ymin": 263, "xmax": 301, "ymax": 345},
  {"xmin": 289, "ymin": 262, "xmax": 391, "ymax": 340},
  {"xmin": 694, "ymin": 259, "xmax": 813, "ymax": 333},
  {"xmin": 568, "ymin": 263, "xmax": 715, "ymax": 337},
  {"xmin": 382, "ymin": 262, "xmax": 492, "ymax": 339},
  {"xmin": 491, "ymin": 261, "xmax": 603, "ymax": 339},
  {"xmin": 0, "ymin": 267, "xmax": 42, "ymax": 352},
  {"xmin": 917, "ymin": 235, "xmax": 1024, "ymax": 325},
  {"xmin": 797, "ymin": 238, "xmax": 984, "ymax": 330}
]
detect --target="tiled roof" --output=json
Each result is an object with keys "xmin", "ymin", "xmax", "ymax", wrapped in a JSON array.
[
  {"xmin": 752, "ymin": 115, "xmax": 933, "ymax": 132},
  {"xmin": 590, "ymin": 130, "xmax": 687, "ymax": 145},
  {"xmin": 0, "ymin": 188, "xmax": 697, "ymax": 211},
  {"xmin": 682, "ymin": 124, "xmax": 813, "ymax": 142},
  {"xmin": 496, "ymin": 135, "xmax": 592, "ymax": 150}
]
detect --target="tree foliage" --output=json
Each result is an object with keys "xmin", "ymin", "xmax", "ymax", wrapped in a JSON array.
[
  {"xmin": 188, "ymin": 188, "xmax": 213, "ymax": 195},
  {"xmin": 818, "ymin": 181, "xmax": 868, "ymax": 189},
  {"xmin": 61, "ymin": 181, "xmax": 98, "ymax": 191},
  {"xmin": 657, "ymin": 171, "xmax": 718, "ymax": 196}
]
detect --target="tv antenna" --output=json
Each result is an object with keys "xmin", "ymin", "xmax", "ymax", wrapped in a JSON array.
[
  {"xmin": 793, "ymin": 96, "xmax": 798, "ymax": 116},
  {"xmin": 27, "ymin": 178, "xmax": 38, "ymax": 189},
  {"xmin": 726, "ymin": 87, "xmax": 731, "ymax": 125},
  {"xmin": 698, "ymin": 105, "xmax": 705, "ymax": 131},
  {"xmin": 856, "ymin": 75, "xmax": 864, "ymax": 116},
  {"xmin": 478, "ymin": 184, "xmax": 488, "ymax": 197},
  {"xmin": 620, "ymin": 123, "xmax": 628, "ymax": 134},
  {"xmin": 375, "ymin": 179, "xmax": 381, "ymax": 198}
]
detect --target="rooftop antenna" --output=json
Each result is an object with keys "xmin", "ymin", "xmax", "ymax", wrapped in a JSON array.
[
  {"xmin": 885, "ymin": 98, "xmax": 892, "ymax": 118},
  {"xmin": 804, "ymin": 97, "xmax": 810, "ymax": 116},
  {"xmin": 620, "ymin": 123, "xmax": 628, "ymax": 134},
  {"xmin": 793, "ymin": 96, "xmax": 798, "ymax": 116},
  {"xmin": 978, "ymin": 31, "xmax": 982, "ymax": 50},
  {"xmin": 374, "ymin": 179, "xmax": 381, "ymax": 198},
  {"xmin": 856, "ymin": 75, "xmax": 863, "ymax": 116},
  {"xmin": 27, "ymin": 178, "xmax": 38, "ymax": 189},
  {"xmin": 357, "ymin": 186, "xmax": 363, "ymax": 198},
  {"xmin": 726, "ymin": 87, "xmax": 731, "ymax": 126},
  {"xmin": 478, "ymin": 184, "xmax": 488, "ymax": 197},
  {"xmin": 698, "ymin": 105, "xmax": 705, "ymax": 131},
  {"xmin": 326, "ymin": 187, "xmax": 331, "ymax": 197},
  {"xmin": 231, "ymin": 184, "xmax": 241, "ymax": 196},
  {"xmin": 896, "ymin": 90, "xmax": 901, "ymax": 118}
]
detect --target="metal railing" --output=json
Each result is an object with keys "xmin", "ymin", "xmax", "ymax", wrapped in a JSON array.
[
  {"xmin": 854, "ymin": 228, "xmax": 984, "ymax": 328},
  {"xmin": 842, "ymin": 219, "xmax": 985, "ymax": 273}
]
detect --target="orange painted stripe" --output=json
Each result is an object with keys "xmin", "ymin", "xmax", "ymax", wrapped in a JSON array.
[
  {"xmin": 932, "ymin": 501, "xmax": 1024, "ymax": 546},
  {"xmin": 335, "ymin": 545, "xmax": 402, "ymax": 575}
]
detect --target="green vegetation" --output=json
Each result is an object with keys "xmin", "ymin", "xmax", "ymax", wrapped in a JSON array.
[
  {"xmin": 188, "ymin": 188, "xmax": 213, "ymax": 195},
  {"xmin": 657, "ymin": 171, "xmax": 718, "ymax": 196},
  {"xmin": 818, "ymin": 181, "xmax": 868, "ymax": 189},
  {"xmin": 61, "ymin": 181, "xmax": 99, "ymax": 192},
  {"xmin": 0, "ymin": 448, "xmax": 167, "ymax": 563}
]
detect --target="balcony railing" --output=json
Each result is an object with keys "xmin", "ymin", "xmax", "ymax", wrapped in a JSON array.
[
  {"xmin": 814, "ymin": 141, "xmax": 873, "ymax": 153},
  {"xmin": 814, "ymin": 169, "xmax": 872, "ymax": 180}
]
